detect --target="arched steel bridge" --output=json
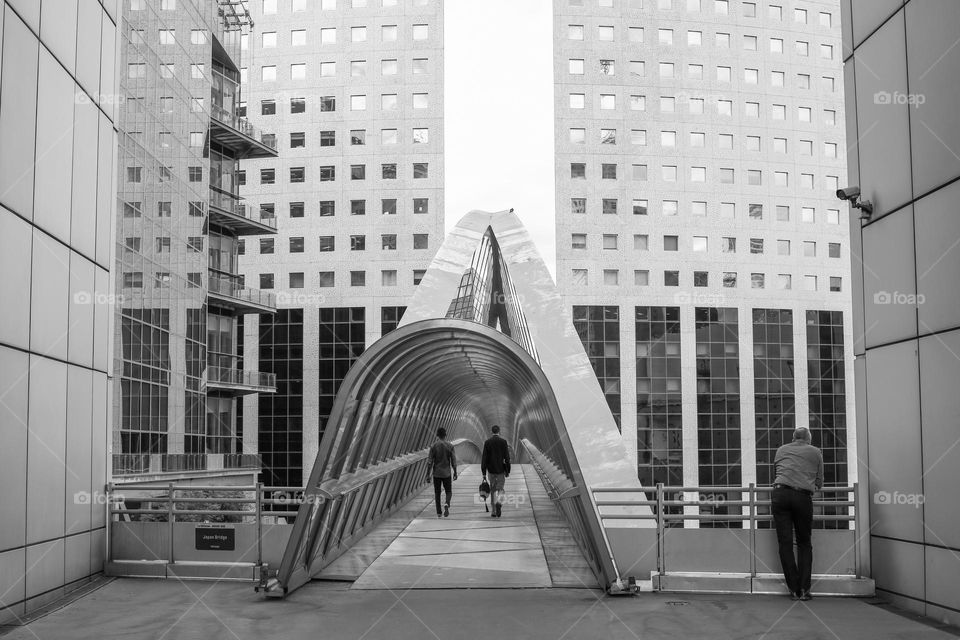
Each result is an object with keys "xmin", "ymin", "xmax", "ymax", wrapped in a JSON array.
[{"xmin": 263, "ymin": 209, "xmax": 645, "ymax": 596}]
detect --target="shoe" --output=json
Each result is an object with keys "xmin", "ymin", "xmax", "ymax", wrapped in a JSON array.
[
  {"xmin": 437, "ymin": 513, "xmax": 442, "ymax": 518},
  {"xmin": 790, "ymin": 591, "xmax": 801, "ymax": 601},
  {"xmin": 800, "ymin": 590, "xmax": 812, "ymax": 601},
  {"xmin": 443, "ymin": 504, "xmax": 449, "ymax": 517},
  {"xmin": 495, "ymin": 503, "xmax": 502, "ymax": 518}
]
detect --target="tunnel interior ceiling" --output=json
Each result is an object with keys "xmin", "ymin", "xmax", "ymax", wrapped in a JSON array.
[{"xmin": 271, "ymin": 210, "xmax": 645, "ymax": 597}]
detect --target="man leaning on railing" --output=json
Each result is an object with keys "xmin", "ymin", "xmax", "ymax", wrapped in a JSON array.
[{"xmin": 772, "ymin": 426, "xmax": 824, "ymax": 602}]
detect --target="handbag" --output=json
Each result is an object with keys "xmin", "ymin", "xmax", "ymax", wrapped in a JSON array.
[{"xmin": 478, "ymin": 479, "xmax": 491, "ymax": 512}]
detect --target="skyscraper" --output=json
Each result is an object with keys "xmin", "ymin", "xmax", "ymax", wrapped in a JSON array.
[
  {"xmin": 0, "ymin": 0, "xmax": 118, "ymax": 622},
  {"xmin": 113, "ymin": 0, "xmax": 278, "ymax": 485},
  {"xmin": 554, "ymin": 0, "xmax": 854, "ymax": 512},
  {"xmin": 239, "ymin": 0, "xmax": 444, "ymax": 486}
]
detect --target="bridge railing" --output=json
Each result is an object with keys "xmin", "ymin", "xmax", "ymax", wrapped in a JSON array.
[{"xmin": 594, "ymin": 483, "xmax": 860, "ymax": 581}]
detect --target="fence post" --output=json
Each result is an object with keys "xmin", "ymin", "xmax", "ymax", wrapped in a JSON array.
[
  {"xmin": 656, "ymin": 483, "xmax": 665, "ymax": 578},
  {"xmin": 105, "ymin": 483, "xmax": 112, "ymax": 565},
  {"xmin": 256, "ymin": 482, "xmax": 263, "ymax": 567},
  {"xmin": 852, "ymin": 482, "xmax": 860, "ymax": 578},
  {"xmin": 748, "ymin": 483, "xmax": 757, "ymax": 579},
  {"xmin": 167, "ymin": 482, "xmax": 175, "ymax": 565}
]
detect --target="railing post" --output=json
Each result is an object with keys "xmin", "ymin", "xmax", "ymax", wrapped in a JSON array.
[
  {"xmin": 749, "ymin": 483, "xmax": 757, "ymax": 579},
  {"xmin": 256, "ymin": 482, "xmax": 264, "ymax": 567},
  {"xmin": 656, "ymin": 483, "xmax": 665, "ymax": 578},
  {"xmin": 167, "ymin": 482, "xmax": 175, "ymax": 565},
  {"xmin": 852, "ymin": 482, "xmax": 860, "ymax": 578}
]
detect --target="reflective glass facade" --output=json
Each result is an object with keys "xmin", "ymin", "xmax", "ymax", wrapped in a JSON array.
[
  {"xmin": 752, "ymin": 308, "xmax": 796, "ymax": 487},
  {"xmin": 573, "ymin": 305, "xmax": 622, "ymax": 429}
]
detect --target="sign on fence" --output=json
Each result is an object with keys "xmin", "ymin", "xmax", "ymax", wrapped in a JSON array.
[{"xmin": 195, "ymin": 524, "xmax": 236, "ymax": 551}]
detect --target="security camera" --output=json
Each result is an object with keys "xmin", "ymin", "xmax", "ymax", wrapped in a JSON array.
[
  {"xmin": 836, "ymin": 186, "xmax": 860, "ymax": 201},
  {"xmin": 836, "ymin": 185, "xmax": 874, "ymax": 220}
]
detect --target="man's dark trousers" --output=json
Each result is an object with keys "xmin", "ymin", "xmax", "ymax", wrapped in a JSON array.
[
  {"xmin": 433, "ymin": 476, "xmax": 452, "ymax": 515},
  {"xmin": 772, "ymin": 486, "xmax": 813, "ymax": 594}
]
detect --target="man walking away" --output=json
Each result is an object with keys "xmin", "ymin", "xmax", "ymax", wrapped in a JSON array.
[
  {"xmin": 427, "ymin": 427, "xmax": 457, "ymax": 518},
  {"xmin": 772, "ymin": 426, "xmax": 823, "ymax": 601},
  {"xmin": 481, "ymin": 425, "xmax": 511, "ymax": 518}
]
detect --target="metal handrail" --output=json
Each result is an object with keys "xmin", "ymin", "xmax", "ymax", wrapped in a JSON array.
[
  {"xmin": 208, "ymin": 275, "xmax": 277, "ymax": 308},
  {"xmin": 208, "ymin": 186, "xmax": 277, "ymax": 229},
  {"xmin": 206, "ymin": 365, "xmax": 277, "ymax": 389},
  {"xmin": 592, "ymin": 482, "xmax": 860, "ymax": 579},
  {"xmin": 210, "ymin": 103, "xmax": 278, "ymax": 151}
]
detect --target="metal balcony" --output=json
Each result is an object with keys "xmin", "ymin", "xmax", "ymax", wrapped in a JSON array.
[
  {"xmin": 207, "ymin": 275, "xmax": 276, "ymax": 315},
  {"xmin": 208, "ymin": 187, "xmax": 277, "ymax": 236},
  {"xmin": 209, "ymin": 103, "xmax": 278, "ymax": 159},
  {"xmin": 206, "ymin": 365, "xmax": 277, "ymax": 396}
]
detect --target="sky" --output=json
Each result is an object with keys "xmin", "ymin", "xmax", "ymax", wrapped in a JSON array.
[{"xmin": 444, "ymin": 0, "xmax": 558, "ymax": 278}]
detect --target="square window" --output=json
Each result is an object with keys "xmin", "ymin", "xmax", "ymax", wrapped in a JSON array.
[
  {"xmin": 382, "ymin": 199, "xmax": 397, "ymax": 215},
  {"xmin": 351, "ymin": 165, "xmax": 366, "ymax": 180},
  {"xmin": 319, "ymin": 166, "xmax": 335, "ymax": 181},
  {"xmin": 571, "ymin": 163, "xmax": 586, "ymax": 179},
  {"xmin": 664, "ymin": 271, "xmax": 680, "ymax": 287},
  {"xmin": 382, "ymin": 270, "xmax": 398, "ymax": 286},
  {"xmin": 351, "ymin": 200, "xmax": 366, "ymax": 215},
  {"xmin": 664, "ymin": 235, "xmax": 679, "ymax": 251},
  {"xmin": 413, "ymin": 163, "xmax": 429, "ymax": 179},
  {"xmin": 413, "ymin": 24, "xmax": 429, "ymax": 40},
  {"xmin": 290, "ymin": 167, "xmax": 305, "ymax": 183},
  {"xmin": 413, "ymin": 128, "xmax": 429, "ymax": 144},
  {"xmin": 602, "ymin": 234, "xmax": 618, "ymax": 250},
  {"xmin": 751, "ymin": 273, "xmax": 765, "ymax": 289},
  {"xmin": 723, "ymin": 272, "xmax": 737, "ymax": 288},
  {"xmin": 633, "ymin": 199, "xmax": 648, "ymax": 215},
  {"xmin": 694, "ymin": 271, "xmax": 708, "ymax": 287},
  {"xmin": 319, "ymin": 201, "xmax": 335, "ymax": 217},
  {"xmin": 603, "ymin": 270, "xmax": 619, "ymax": 286},
  {"xmin": 571, "ymin": 234, "xmax": 587, "ymax": 250},
  {"xmin": 351, "ymin": 271, "xmax": 366, "ymax": 287},
  {"xmin": 351, "ymin": 60, "xmax": 367, "ymax": 77},
  {"xmin": 290, "ymin": 132, "xmax": 305, "ymax": 148},
  {"xmin": 569, "ymin": 59, "xmax": 584, "ymax": 75},
  {"xmin": 381, "ymin": 93, "xmax": 398, "ymax": 111},
  {"xmin": 319, "ymin": 272, "xmax": 335, "ymax": 288},
  {"xmin": 414, "ymin": 198, "xmax": 429, "ymax": 214},
  {"xmin": 319, "ymin": 96, "xmax": 335, "ymax": 112},
  {"xmin": 260, "ymin": 168, "xmax": 275, "ymax": 184},
  {"xmin": 777, "ymin": 240, "xmax": 790, "ymax": 255},
  {"xmin": 602, "ymin": 198, "xmax": 618, "ymax": 214},
  {"xmin": 351, "ymin": 235, "xmax": 366, "ymax": 251},
  {"xmin": 382, "ymin": 164, "xmax": 397, "ymax": 179},
  {"xmin": 351, "ymin": 130, "xmax": 366, "ymax": 145},
  {"xmin": 571, "ymin": 198, "xmax": 586, "ymax": 214},
  {"xmin": 634, "ymin": 270, "xmax": 649, "ymax": 286},
  {"xmin": 259, "ymin": 273, "xmax": 274, "ymax": 289},
  {"xmin": 382, "ymin": 59, "xmax": 398, "ymax": 75},
  {"xmin": 382, "ymin": 234, "xmax": 397, "ymax": 250},
  {"xmin": 570, "ymin": 93, "xmax": 585, "ymax": 109}
]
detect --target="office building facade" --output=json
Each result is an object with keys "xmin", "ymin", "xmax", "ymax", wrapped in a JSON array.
[
  {"xmin": 0, "ymin": 0, "xmax": 118, "ymax": 622},
  {"xmin": 843, "ymin": 0, "xmax": 960, "ymax": 625},
  {"xmin": 113, "ymin": 0, "xmax": 278, "ymax": 485},
  {"xmin": 554, "ymin": 0, "xmax": 855, "ymax": 512},
  {"xmin": 238, "ymin": 0, "xmax": 444, "ymax": 486}
]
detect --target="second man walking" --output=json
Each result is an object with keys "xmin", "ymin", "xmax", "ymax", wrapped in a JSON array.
[{"xmin": 481, "ymin": 425, "xmax": 511, "ymax": 518}]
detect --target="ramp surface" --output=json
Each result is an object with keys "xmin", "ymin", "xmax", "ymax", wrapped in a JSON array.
[{"xmin": 351, "ymin": 465, "xmax": 553, "ymax": 589}]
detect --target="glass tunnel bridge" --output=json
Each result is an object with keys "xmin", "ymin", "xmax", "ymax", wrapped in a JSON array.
[{"xmin": 260, "ymin": 209, "xmax": 645, "ymax": 596}]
